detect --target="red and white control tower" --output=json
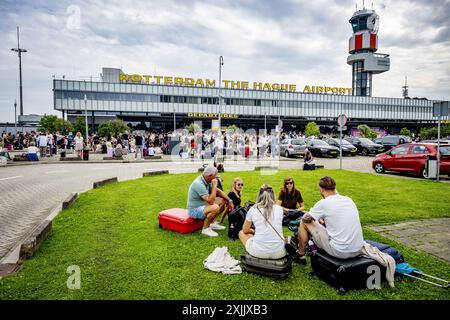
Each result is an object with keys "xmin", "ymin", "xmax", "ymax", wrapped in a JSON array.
[{"xmin": 347, "ymin": 7, "xmax": 390, "ymax": 96}]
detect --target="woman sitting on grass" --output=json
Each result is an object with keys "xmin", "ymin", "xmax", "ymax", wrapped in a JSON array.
[{"xmin": 239, "ymin": 184, "xmax": 287, "ymax": 259}]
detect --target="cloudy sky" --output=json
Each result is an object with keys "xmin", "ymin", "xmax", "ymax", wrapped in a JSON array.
[{"xmin": 0, "ymin": 0, "xmax": 449, "ymax": 122}]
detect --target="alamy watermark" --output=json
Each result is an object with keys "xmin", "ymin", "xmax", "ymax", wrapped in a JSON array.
[{"xmin": 66, "ymin": 265, "xmax": 81, "ymax": 289}]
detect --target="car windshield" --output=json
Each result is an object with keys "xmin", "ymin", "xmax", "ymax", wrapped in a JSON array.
[
  {"xmin": 338, "ymin": 139, "xmax": 352, "ymax": 146},
  {"xmin": 439, "ymin": 146, "xmax": 450, "ymax": 155},
  {"xmin": 311, "ymin": 140, "xmax": 328, "ymax": 146},
  {"xmin": 292, "ymin": 139, "xmax": 304, "ymax": 145},
  {"xmin": 360, "ymin": 138, "xmax": 375, "ymax": 144}
]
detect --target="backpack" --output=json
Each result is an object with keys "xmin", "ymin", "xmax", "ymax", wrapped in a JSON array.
[{"xmin": 227, "ymin": 201, "xmax": 254, "ymax": 240}]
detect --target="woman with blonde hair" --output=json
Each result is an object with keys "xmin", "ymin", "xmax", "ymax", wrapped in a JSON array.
[
  {"xmin": 239, "ymin": 184, "xmax": 286, "ymax": 259},
  {"xmin": 74, "ymin": 132, "xmax": 84, "ymax": 158}
]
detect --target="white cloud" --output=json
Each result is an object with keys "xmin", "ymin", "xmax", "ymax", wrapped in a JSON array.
[{"xmin": 0, "ymin": 0, "xmax": 449, "ymax": 122}]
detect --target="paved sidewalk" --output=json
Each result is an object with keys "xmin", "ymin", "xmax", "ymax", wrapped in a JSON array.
[{"xmin": 368, "ymin": 218, "xmax": 450, "ymax": 262}]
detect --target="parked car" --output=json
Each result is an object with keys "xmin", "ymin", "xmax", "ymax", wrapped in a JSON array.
[
  {"xmin": 345, "ymin": 137, "xmax": 385, "ymax": 156},
  {"xmin": 280, "ymin": 138, "xmax": 307, "ymax": 158},
  {"xmin": 372, "ymin": 143, "xmax": 450, "ymax": 178},
  {"xmin": 306, "ymin": 139, "xmax": 339, "ymax": 158},
  {"xmin": 325, "ymin": 138, "xmax": 358, "ymax": 156},
  {"xmin": 373, "ymin": 135, "xmax": 412, "ymax": 151}
]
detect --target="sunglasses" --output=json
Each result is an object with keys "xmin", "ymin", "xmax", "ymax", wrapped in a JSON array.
[
  {"xmin": 285, "ymin": 181, "xmax": 294, "ymax": 185},
  {"xmin": 237, "ymin": 183, "xmax": 244, "ymax": 187}
]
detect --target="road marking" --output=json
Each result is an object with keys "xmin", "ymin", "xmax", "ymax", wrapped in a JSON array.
[
  {"xmin": 0, "ymin": 176, "xmax": 23, "ymax": 181},
  {"xmin": 45, "ymin": 170, "xmax": 69, "ymax": 174}
]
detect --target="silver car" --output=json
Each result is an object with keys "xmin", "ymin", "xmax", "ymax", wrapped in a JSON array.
[{"xmin": 280, "ymin": 138, "xmax": 307, "ymax": 158}]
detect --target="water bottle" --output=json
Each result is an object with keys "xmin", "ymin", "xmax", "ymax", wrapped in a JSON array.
[{"xmin": 308, "ymin": 240, "xmax": 315, "ymax": 253}]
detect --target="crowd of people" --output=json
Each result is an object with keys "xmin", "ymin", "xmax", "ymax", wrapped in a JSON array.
[
  {"xmin": 187, "ymin": 166, "xmax": 365, "ymax": 264},
  {"xmin": 1, "ymin": 128, "xmax": 319, "ymax": 161}
]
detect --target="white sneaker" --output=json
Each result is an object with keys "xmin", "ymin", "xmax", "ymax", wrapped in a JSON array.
[
  {"xmin": 210, "ymin": 222, "xmax": 226, "ymax": 230},
  {"xmin": 201, "ymin": 227, "xmax": 218, "ymax": 237}
]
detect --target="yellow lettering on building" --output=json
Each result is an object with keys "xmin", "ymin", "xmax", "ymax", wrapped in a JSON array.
[
  {"xmin": 164, "ymin": 76, "xmax": 173, "ymax": 85},
  {"xmin": 185, "ymin": 78, "xmax": 195, "ymax": 86},
  {"xmin": 223, "ymin": 80, "xmax": 231, "ymax": 88},
  {"xmin": 253, "ymin": 82, "xmax": 263, "ymax": 90},
  {"xmin": 195, "ymin": 79, "xmax": 205, "ymax": 87},
  {"xmin": 119, "ymin": 74, "xmax": 130, "ymax": 82},
  {"xmin": 154, "ymin": 76, "xmax": 163, "ymax": 84},
  {"xmin": 206, "ymin": 79, "xmax": 216, "ymax": 87},
  {"xmin": 241, "ymin": 81, "xmax": 249, "ymax": 89},
  {"xmin": 289, "ymin": 85, "xmax": 296, "ymax": 92},
  {"xmin": 143, "ymin": 75, "xmax": 152, "ymax": 83},
  {"xmin": 174, "ymin": 77, "xmax": 184, "ymax": 85}
]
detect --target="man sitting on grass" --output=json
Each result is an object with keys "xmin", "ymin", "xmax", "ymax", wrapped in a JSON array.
[
  {"xmin": 297, "ymin": 176, "xmax": 364, "ymax": 262},
  {"xmin": 187, "ymin": 165, "xmax": 234, "ymax": 237}
]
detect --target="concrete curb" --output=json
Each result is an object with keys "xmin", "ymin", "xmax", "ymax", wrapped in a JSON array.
[
  {"xmin": 19, "ymin": 220, "xmax": 52, "ymax": 261},
  {"xmin": 93, "ymin": 177, "xmax": 118, "ymax": 189},
  {"xmin": 254, "ymin": 166, "xmax": 279, "ymax": 171},
  {"xmin": 62, "ymin": 192, "xmax": 78, "ymax": 210},
  {"xmin": 142, "ymin": 170, "xmax": 169, "ymax": 177},
  {"xmin": 103, "ymin": 156, "xmax": 123, "ymax": 160}
]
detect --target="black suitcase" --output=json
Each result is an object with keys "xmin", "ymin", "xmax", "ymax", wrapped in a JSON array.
[
  {"xmin": 240, "ymin": 252, "xmax": 292, "ymax": 280},
  {"xmin": 82, "ymin": 149, "xmax": 89, "ymax": 161},
  {"xmin": 310, "ymin": 249, "xmax": 386, "ymax": 294}
]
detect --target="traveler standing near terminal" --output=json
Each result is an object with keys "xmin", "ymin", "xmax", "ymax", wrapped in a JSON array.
[
  {"xmin": 74, "ymin": 132, "xmax": 84, "ymax": 158},
  {"xmin": 135, "ymin": 131, "xmax": 144, "ymax": 159}
]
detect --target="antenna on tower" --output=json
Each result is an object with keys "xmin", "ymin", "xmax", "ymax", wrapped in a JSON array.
[
  {"xmin": 356, "ymin": 2, "xmax": 357, "ymax": 11},
  {"xmin": 402, "ymin": 76, "xmax": 409, "ymax": 99},
  {"xmin": 363, "ymin": 0, "xmax": 365, "ymax": 9}
]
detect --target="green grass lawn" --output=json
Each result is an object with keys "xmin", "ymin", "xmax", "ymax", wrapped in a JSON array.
[{"xmin": 1, "ymin": 169, "xmax": 449, "ymax": 300}]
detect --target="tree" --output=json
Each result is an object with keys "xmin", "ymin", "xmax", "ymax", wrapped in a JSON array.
[
  {"xmin": 399, "ymin": 127, "xmax": 412, "ymax": 137},
  {"xmin": 357, "ymin": 124, "xmax": 377, "ymax": 139},
  {"xmin": 98, "ymin": 119, "xmax": 129, "ymax": 138},
  {"xmin": 305, "ymin": 122, "xmax": 320, "ymax": 137},
  {"xmin": 54, "ymin": 118, "xmax": 73, "ymax": 135},
  {"xmin": 38, "ymin": 115, "xmax": 59, "ymax": 133},
  {"xmin": 72, "ymin": 116, "xmax": 86, "ymax": 135},
  {"xmin": 186, "ymin": 123, "xmax": 201, "ymax": 134}
]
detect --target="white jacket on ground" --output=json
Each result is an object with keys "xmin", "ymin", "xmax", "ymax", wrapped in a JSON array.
[{"xmin": 203, "ymin": 247, "xmax": 242, "ymax": 275}]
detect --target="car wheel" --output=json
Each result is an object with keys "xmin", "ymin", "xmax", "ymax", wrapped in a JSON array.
[
  {"xmin": 374, "ymin": 163, "xmax": 385, "ymax": 174},
  {"xmin": 361, "ymin": 148, "xmax": 369, "ymax": 156},
  {"xmin": 285, "ymin": 150, "xmax": 290, "ymax": 158},
  {"xmin": 421, "ymin": 167, "xmax": 428, "ymax": 179}
]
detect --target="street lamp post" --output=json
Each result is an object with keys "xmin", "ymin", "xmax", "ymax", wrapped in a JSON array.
[
  {"xmin": 173, "ymin": 107, "xmax": 176, "ymax": 132},
  {"xmin": 11, "ymin": 26, "xmax": 27, "ymax": 117},
  {"xmin": 84, "ymin": 94, "xmax": 88, "ymax": 148},
  {"xmin": 14, "ymin": 100, "xmax": 17, "ymax": 134},
  {"xmin": 218, "ymin": 56, "xmax": 224, "ymax": 131}
]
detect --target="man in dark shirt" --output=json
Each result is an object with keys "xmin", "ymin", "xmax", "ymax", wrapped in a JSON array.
[{"xmin": 135, "ymin": 132, "xmax": 144, "ymax": 159}]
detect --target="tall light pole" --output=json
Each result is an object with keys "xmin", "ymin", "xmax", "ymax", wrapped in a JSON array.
[
  {"xmin": 218, "ymin": 56, "xmax": 224, "ymax": 131},
  {"xmin": 173, "ymin": 107, "xmax": 176, "ymax": 132},
  {"xmin": 14, "ymin": 100, "xmax": 17, "ymax": 133},
  {"xmin": 11, "ymin": 26, "xmax": 27, "ymax": 117},
  {"xmin": 84, "ymin": 94, "xmax": 88, "ymax": 147}
]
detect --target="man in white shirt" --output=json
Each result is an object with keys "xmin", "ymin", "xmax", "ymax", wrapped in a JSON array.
[{"xmin": 297, "ymin": 176, "xmax": 364, "ymax": 260}]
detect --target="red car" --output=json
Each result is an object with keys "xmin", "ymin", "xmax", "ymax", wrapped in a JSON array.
[{"xmin": 372, "ymin": 143, "xmax": 450, "ymax": 178}]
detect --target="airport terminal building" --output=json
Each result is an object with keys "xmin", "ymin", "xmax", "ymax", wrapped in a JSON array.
[{"xmin": 53, "ymin": 67, "xmax": 441, "ymax": 135}]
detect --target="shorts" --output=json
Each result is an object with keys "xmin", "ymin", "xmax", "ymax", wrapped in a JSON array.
[
  {"xmin": 245, "ymin": 237, "xmax": 287, "ymax": 260},
  {"xmin": 308, "ymin": 221, "xmax": 361, "ymax": 259},
  {"xmin": 188, "ymin": 206, "xmax": 206, "ymax": 220}
]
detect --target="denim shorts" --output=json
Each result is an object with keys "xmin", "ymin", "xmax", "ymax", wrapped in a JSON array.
[{"xmin": 188, "ymin": 206, "xmax": 206, "ymax": 220}]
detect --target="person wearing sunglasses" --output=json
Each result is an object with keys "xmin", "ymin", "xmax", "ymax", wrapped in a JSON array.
[
  {"xmin": 277, "ymin": 176, "xmax": 305, "ymax": 213},
  {"xmin": 228, "ymin": 178, "xmax": 244, "ymax": 209},
  {"xmin": 239, "ymin": 185, "xmax": 287, "ymax": 259}
]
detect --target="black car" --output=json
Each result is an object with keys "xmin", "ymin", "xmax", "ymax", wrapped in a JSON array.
[
  {"xmin": 373, "ymin": 135, "xmax": 412, "ymax": 152},
  {"xmin": 306, "ymin": 139, "xmax": 339, "ymax": 158},
  {"xmin": 345, "ymin": 137, "xmax": 385, "ymax": 156},
  {"xmin": 325, "ymin": 138, "xmax": 358, "ymax": 156}
]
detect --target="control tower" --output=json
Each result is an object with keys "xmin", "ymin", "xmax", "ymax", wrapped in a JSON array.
[{"xmin": 347, "ymin": 7, "xmax": 390, "ymax": 96}]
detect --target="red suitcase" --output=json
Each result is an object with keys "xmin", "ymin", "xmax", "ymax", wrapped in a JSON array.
[{"xmin": 158, "ymin": 208, "xmax": 204, "ymax": 234}]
